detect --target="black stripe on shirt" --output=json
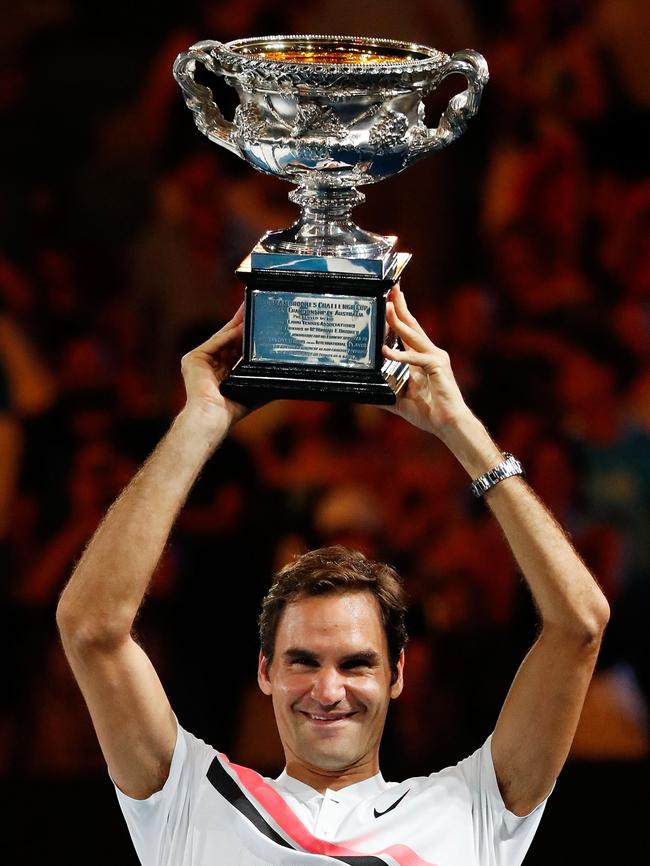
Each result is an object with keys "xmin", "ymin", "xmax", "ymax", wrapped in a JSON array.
[{"xmin": 206, "ymin": 757, "xmax": 389, "ymax": 865}]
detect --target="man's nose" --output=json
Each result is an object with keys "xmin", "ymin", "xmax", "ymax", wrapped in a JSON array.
[{"xmin": 310, "ymin": 667, "xmax": 346, "ymax": 705}]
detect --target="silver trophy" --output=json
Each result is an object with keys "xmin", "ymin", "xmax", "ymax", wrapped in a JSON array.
[{"xmin": 174, "ymin": 35, "xmax": 488, "ymax": 403}]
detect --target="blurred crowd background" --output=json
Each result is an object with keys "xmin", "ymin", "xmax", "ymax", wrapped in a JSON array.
[{"xmin": 1, "ymin": 1, "xmax": 649, "ymax": 862}]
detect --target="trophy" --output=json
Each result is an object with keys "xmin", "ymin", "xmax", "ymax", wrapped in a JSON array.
[{"xmin": 174, "ymin": 35, "xmax": 488, "ymax": 403}]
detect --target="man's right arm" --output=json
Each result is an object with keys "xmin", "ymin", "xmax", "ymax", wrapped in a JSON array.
[{"xmin": 56, "ymin": 309, "xmax": 246, "ymax": 799}]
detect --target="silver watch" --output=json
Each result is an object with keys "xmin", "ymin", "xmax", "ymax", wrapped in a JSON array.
[{"xmin": 470, "ymin": 453, "xmax": 524, "ymax": 498}]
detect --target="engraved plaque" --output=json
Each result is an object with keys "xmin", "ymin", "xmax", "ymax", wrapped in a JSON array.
[{"xmin": 250, "ymin": 291, "xmax": 377, "ymax": 369}]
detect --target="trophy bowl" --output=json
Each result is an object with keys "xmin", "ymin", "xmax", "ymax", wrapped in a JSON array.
[{"xmin": 174, "ymin": 35, "xmax": 488, "ymax": 258}]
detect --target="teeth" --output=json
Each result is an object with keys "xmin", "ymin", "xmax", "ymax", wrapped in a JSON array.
[{"xmin": 310, "ymin": 714, "xmax": 348, "ymax": 720}]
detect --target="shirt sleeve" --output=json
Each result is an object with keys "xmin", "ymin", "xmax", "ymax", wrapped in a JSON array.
[
  {"xmin": 112, "ymin": 720, "xmax": 216, "ymax": 866},
  {"xmin": 457, "ymin": 734, "xmax": 553, "ymax": 866}
]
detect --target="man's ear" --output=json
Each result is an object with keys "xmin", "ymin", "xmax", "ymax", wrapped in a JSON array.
[
  {"xmin": 258, "ymin": 650, "xmax": 272, "ymax": 695},
  {"xmin": 390, "ymin": 649, "xmax": 405, "ymax": 699}
]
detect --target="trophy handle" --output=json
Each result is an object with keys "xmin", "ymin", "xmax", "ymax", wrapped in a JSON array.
[
  {"xmin": 173, "ymin": 40, "xmax": 243, "ymax": 158},
  {"xmin": 419, "ymin": 50, "xmax": 489, "ymax": 153}
]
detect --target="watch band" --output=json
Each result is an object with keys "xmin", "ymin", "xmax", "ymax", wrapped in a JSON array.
[{"xmin": 470, "ymin": 452, "xmax": 524, "ymax": 498}]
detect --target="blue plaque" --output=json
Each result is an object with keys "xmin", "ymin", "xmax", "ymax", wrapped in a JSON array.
[{"xmin": 251, "ymin": 291, "xmax": 376, "ymax": 369}]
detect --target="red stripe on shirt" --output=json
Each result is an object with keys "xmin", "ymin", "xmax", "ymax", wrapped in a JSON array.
[{"xmin": 221, "ymin": 755, "xmax": 438, "ymax": 866}]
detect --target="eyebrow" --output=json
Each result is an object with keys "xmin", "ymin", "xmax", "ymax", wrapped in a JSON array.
[{"xmin": 283, "ymin": 648, "xmax": 382, "ymax": 665}]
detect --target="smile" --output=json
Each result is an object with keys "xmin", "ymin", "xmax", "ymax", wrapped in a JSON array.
[{"xmin": 300, "ymin": 712, "xmax": 356, "ymax": 725}]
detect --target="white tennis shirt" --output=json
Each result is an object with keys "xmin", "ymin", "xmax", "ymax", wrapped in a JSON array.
[{"xmin": 114, "ymin": 723, "xmax": 549, "ymax": 866}]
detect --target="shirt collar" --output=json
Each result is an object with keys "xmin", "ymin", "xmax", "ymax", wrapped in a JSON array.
[{"xmin": 275, "ymin": 769, "xmax": 389, "ymax": 804}]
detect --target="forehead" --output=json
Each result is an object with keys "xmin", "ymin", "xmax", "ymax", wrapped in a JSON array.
[{"xmin": 275, "ymin": 591, "xmax": 387, "ymax": 655}]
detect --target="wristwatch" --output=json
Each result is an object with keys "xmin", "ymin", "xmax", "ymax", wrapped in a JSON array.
[{"xmin": 470, "ymin": 453, "xmax": 524, "ymax": 498}]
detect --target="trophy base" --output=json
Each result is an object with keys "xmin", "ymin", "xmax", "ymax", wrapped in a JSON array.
[
  {"xmin": 221, "ymin": 356, "xmax": 409, "ymax": 405},
  {"xmin": 220, "ymin": 252, "xmax": 411, "ymax": 405}
]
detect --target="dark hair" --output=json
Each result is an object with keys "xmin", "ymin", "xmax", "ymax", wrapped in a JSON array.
[{"xmin": 259, "ymin": 546, "xmax": 408, "ymax": 682}]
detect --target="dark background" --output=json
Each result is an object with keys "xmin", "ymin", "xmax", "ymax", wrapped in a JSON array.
[{"xmin": 1, "ymin": 1, "xmax": 649, "ymax": 862}]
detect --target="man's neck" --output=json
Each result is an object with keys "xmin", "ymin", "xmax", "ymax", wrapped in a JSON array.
[{"xmin": 284, "ymin": 757, "xmax": 381, "ymax": 793}]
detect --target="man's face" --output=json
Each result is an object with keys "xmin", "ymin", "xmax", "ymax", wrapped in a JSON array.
[{"xmin": 258, "ymin": 591, "xmax": 403, "ymax": 778}]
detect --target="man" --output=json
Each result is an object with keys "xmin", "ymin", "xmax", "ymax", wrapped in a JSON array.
[{"xmin": 57, "ymin": 286, "xmax": 610, "ymax": 865}]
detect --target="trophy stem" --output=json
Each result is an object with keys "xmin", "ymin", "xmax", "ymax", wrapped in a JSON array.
[{"xmin": 260, "ymin": 186, "xmax": 394, "ymax": 259}]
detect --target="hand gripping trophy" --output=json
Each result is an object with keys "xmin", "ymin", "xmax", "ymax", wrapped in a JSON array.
[{"xmin": 173, "ymin": 35, "xmax": 488, "ymax": 404}]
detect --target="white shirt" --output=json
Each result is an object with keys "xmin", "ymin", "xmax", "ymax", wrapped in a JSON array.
[{"xmin": 114, "ymin": 722, "xmax": 549, "ymax": 866}]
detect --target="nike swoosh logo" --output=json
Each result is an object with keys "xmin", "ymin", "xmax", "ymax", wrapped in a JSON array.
[{"xmin": 373, "ymin": 789, "xmax": 410, "ymax": 818}]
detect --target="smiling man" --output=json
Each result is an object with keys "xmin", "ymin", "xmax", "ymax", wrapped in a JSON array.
[
  {"xmin": 257, "ymin": 552, "xmax": 406, "ymax": 787},
  {"xmin": 56, "ymin": 288, "xmax": 610, "ymax": 865}
]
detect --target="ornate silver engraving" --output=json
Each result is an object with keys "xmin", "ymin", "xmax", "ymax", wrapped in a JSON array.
[
  {"xmin": 407, "ymin": 124, "xmax": 429, "ymax": 147},
  {"xmin": 234, "ymin": 103, "xmax": 268, "ymax": 141},
  {"xmin": 291, "ymin": 103, "xmax": 347, "ymax": 140},
  {"xmin": 368, "ymin": 109, "xmax": 409, "ymax": 152}
]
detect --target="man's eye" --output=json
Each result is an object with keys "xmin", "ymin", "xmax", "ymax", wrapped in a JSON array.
[{"xmin": 292, "ymin": 658, "xmax": 317, "ymax": 667}]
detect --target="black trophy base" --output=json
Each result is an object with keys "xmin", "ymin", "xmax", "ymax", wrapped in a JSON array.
[
  {"xmin": 219, "ymin": 253, "xmax": 411, "ymax": 406},
  {"xmin": 222, "ymin": 357, "xmax": 407, "ymax": 405}
]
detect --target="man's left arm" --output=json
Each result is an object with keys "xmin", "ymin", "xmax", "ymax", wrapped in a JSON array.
[
  {"xmin": 440, "ymin": 411, "xmax": 609, "ymax": 816},
  {"xmin": 383, "ymin": 285, "xmax": 610, "ymax": 817}
]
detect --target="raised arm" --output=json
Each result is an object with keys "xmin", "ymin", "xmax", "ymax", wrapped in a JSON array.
[
  {"xmin": 383, "ymin": 286, "xmax": 610, "ymax": 816},
  {"xmin": 56, "ymin": 308, "xmax": 246, "ymax": 799}
]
